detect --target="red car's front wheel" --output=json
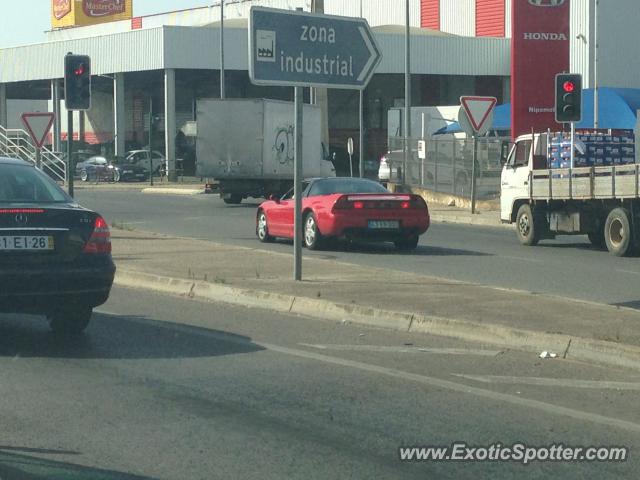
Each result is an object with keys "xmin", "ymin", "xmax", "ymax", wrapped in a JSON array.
[{"xmin": 257, "ymin": 211, "xmax": 274, "ymax": 243}]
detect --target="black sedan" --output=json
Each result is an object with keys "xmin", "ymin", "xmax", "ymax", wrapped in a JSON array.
[
  {"xmin": 0, "ymin": 157, "xmax": 116, "ymax": 334},
  {"xmin": 76, "ymin": 156, "xmax": 118, "ymax": 182}
]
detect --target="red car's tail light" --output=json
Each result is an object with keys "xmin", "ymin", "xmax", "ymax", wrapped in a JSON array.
[
  {"xmin": 83, "ymin": 216, "xmax": 112, "ymax": 254},
  {"xmin": 353, "ymin": 201, "xmax": 364, "ymax": 209},
  {"xmin": 400, "ymin": 201, "xmax": 410, "ymax": 209},
  {"xmin": 332, "ymin": 196, "xmax": 351, "ymax": 211}
]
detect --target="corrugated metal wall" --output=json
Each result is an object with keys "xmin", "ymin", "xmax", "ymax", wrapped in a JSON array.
[
  {"xmin": 596, "ymin": 0, "xmax": 640, "ymax": 89},
  {"xmin": 476, "ymin": 0, "xmax": 505, "ymax": 37},
  {"xmin": 325, "ymin": 0, "xmax": 421, "ymax": 27},
  {"xmin": 164, "ymin": 26, "xmax": 248, "ymax": 70},
  {"xmin": 420, "ymin": 0, "xmax": 440, "ymax": 29},
  {"xmin": 504, "ymin": 0, "xmax": 511, "ymax": 38},
  {"xmin": 440, "ymin": 0, "xmax": 476, "ymax": 36},
  {"xmin": 570, "ymin": 0, "xmax": 592, "ymax": 88},
  {"xmin": 376, "ymin": 34, "xmax": 509, "ymax": 75},
  {"xmin": 0, "ymin": 28, "xmax": 165, "ymax": 83}
]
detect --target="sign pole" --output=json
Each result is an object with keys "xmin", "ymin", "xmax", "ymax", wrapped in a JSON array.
[
  {"xmin": 35, "ymin": 147, "xmax": 42, "ymax": 170},
  {"xmin": 149, "ymin": 97, "xmax": 154, "ymax": 187},
  {"xmin": 359, "ymin": 91, "xmax": 364, "ymax": 178},
  {"xmin": 471, "ymin": 134, "xmax": 478, "ymax": 214},
  {"xmin": 293, "ymin": 86, "xmax": 303, "ymax": 281},
  {"xmin": 67, "ymin": 110, "xmax": 74, "ymax": 198}
]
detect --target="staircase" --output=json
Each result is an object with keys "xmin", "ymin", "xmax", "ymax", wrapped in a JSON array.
[{"xmin": 0, "ymin": 124, "xmax": 67, "ymax": 183}]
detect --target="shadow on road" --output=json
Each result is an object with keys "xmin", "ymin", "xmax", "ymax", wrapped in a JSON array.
[
  {"xmin": 612, "ymin": 300, "xmax": 640, "ymax": 311},
  {"xmin": 273, "ymin": 239, "xmax": 491, "ymax": 257},
  {"xmin": 0, "ymin": 447, "xmax": 156, "ymax": 480},
  {"xmin": 0, "ymin": 312, "xmax": 264, "ymax": 360}
]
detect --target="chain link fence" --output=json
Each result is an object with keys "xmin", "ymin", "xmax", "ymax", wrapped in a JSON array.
[{"xmin": 385, "ymin": 136, "xmax": 508, "ymax": 200}]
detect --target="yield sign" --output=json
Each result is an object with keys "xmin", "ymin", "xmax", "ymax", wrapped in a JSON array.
[
  {"xmin": 460, "ymin": 96, "xmax": 497, "ymax": 135},
  {"xmin": 21, "ymin": 112, "xmax": 55, "ymax": 149}
]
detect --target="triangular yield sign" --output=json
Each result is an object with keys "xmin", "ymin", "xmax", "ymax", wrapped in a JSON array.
[
  {"xmin": 460, "ymin": 96, "xmax": 497, "ymax": 133},
  {"xmin": 21, "ymin": 112, "xmax": 55, "ymax": 149}
]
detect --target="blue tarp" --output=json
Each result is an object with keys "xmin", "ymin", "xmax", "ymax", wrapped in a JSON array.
[{"xmin": 434, "ymin": 88, "xmax": 640, "ymax": 134}]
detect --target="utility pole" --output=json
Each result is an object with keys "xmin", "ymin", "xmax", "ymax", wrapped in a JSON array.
[
  {"xmin": 403, "ymin": 0, "xmax": 412, "ymax": 185},
  {"xmin": 359, "ymin": 0, "xmax": 364, "ymax": 177},
  {"xmin": 220, "ymin": 0, "xmax": 226, "ymax": 100},
  {"xmin": 593, "ymin": 0, "xmax": 599, "ymax": 128}
]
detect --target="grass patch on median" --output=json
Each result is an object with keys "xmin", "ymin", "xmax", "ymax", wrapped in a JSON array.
[{"xmin": 111, "ymin": 220, "xmax": 136, "ymax": 232}]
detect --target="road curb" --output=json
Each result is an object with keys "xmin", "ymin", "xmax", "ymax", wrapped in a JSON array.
[
  {"xmin": 141, "ymin": 188, "xmax": 203, "ymax": 195},
  {"xmin": 114, "ymin": 269, "xmax": 640, "ymax": 371},
  {"xmin": 429, "ymin": 213, "xmax": 512, "ymax": 229}
]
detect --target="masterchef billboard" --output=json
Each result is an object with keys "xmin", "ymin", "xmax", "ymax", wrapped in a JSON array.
[
  {"xmin": 511, "ymin": 0, "xmax": 571, "ymax": 138},
  {"xmin": 52, "ymin": 0, "xmax": 132, "ymax": 29}
]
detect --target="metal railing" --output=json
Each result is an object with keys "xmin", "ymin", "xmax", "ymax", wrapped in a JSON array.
[
  {"xmin": 0, "ymin": 124, "xmax": 67, "ymax": 183},
  {"xmin": 385, "ymin": 136, "xmax": 507, "ymax": 200}
]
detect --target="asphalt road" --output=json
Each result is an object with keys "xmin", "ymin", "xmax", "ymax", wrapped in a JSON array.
[
  {"xmin": 1, "ymin": 286, "xmax": 639, "ymax": 479},
  {"xmin": 76, "ymin": 189, "xmax": 640, "ymax": 307}
]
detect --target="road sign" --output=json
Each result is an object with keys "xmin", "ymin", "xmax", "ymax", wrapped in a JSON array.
[
  {"xmin": 418, "ymin": 140, "xmax": 426, "ymax": 160},
  {"xmin": 249, "ymin": 6, "xmax": 382, "ymax": 90},
  {"xmin": 459, "ymin": 96, "xmax": 497, "ymax": 136},
  {"xmin": 347, "ymin": 137, "xmax": 354, "ymax": 156},
  {"xmin": 21, "ymin": 113, "xmax": 55, "ymax": 149}
]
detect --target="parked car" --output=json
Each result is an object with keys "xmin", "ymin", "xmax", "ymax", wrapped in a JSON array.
[
  {"xmin": 76, "ymin": 156, "xmax": 119, "ymax": 182},
  {"xmin": 111, "ymin": 156, "xmax": 149, "ymax": 182},
  {"xmin": 256, "ymin": 177, "xmax": 430, "ymax": 251},
  {"xmin": 0, "ymin": 157, "xmax": 115, "ymax": 333},
  {"xmin": 378, "ymin": 154, "xmax": 391, "ymax": 182},
  {"xmin": 125, "ymin": 150, "xmax": 166, "ymax": 176}
]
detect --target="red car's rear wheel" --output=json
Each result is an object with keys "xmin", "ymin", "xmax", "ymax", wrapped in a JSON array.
[{"xmin": 304, "ymin": 213, "xmax": 325, "ymax": 250}]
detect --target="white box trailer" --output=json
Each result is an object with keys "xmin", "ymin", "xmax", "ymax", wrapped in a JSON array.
[
  {"xmin": 196, "ymin": 98, "xmax": 335, "ymax": 204},
  {"xmin": 500, "ymin": 131, "xmax": 640, "ymax": 256}
]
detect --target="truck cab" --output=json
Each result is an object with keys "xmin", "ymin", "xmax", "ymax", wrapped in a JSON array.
[{"xmin": 500, "ymin": 133, "xmax": 547, "ymax": 223}]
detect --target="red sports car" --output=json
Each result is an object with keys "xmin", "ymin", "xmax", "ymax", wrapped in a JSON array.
[{"xmin": 256, "ymin": 177, "xmax": 430, "ymax": 250}]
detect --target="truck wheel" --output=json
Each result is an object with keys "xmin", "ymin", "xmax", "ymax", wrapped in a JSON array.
[
  {"xmin": 303, "ymin": 213, "xmax": 324, "ymax": 250},
  {"xmin": 47, "ymin": 306, "xmax": 92, "ymax": 335},
  {"xmin": 515, "ymin": 204, "xmax": 541, "ymax": 246},
  {"xmin": 256, "ymin": 211, "xmax": 274, "ymax": 243},
  {"xmin": 223, "ymin": 194, "xmax": 242, "ymax": 205},
  {"xmin": 604, "ymin": 208, "xmax": 635, "ymax": 257}
]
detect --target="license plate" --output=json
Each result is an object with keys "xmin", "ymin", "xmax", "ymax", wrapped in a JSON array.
[
  {"xmin": 0, "ymin": 236, "xmax": 55, "ymax": 251},
  {"xmin": 368, "ymin": 220, "xmax": 400, "ymax": 230}
]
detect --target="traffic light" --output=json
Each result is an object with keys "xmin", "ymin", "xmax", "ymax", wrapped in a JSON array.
[
  {"xmin": 555, "ymin": 73, "xmax": 582, "ymax": 123},
  {"xmin": 64, "ymin": 54, "xmax": 91, "ymax": 110}
]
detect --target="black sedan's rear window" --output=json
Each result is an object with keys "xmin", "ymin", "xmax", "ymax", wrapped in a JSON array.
[{"xmin": 0, "ymin": 164, "xmax": 71, "ymax": 204}]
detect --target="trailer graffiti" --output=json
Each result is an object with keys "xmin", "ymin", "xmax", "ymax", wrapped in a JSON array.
[{"xmin": 273, "ymin": 125, "xmax": 295, "ymax": 165}]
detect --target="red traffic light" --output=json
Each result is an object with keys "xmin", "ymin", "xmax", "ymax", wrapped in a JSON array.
[
  {"xmin": 74, "ymin": 64, "xmax": 85, "ymax": 76},
  {"xmin": 563, "ymin": 81, "xmax": 575, "ymax": 93}
]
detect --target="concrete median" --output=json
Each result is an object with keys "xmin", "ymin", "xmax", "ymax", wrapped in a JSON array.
[{"xmin": 111, "ymin": 228, "xmax": 640, "ymax": 371}]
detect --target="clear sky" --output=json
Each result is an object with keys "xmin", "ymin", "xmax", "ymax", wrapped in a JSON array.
[{"xmin": 0, "ymin": 1, "xmax": 216, "ymax": 48}]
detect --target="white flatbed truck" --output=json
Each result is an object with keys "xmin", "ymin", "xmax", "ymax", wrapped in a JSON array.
[{"xmin": 500, "ymin": 131, "xmax": 639, "ymax": 256}]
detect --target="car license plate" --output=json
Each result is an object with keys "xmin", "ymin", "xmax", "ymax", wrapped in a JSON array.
[
  {"xmin": 0, "ymin": 236, "xmax": 55, "ymax": 251},
  {"xmin": 368, "ymin": 220, "xmax": 400, "ymax": 230}
]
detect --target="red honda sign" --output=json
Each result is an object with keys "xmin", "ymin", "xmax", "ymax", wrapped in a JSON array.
[{"xmin": 511, "ymin": 0, "xmax": 571, "ymax": 138}]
